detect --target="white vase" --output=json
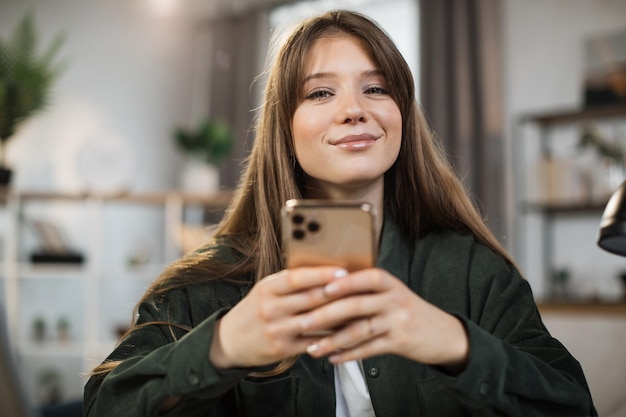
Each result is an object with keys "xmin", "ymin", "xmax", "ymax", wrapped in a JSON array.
[{"xmin": 180, "ymin": 159, "xmax": 220, "ymax": 193}]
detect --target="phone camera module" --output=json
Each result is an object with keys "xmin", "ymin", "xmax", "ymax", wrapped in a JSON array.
[
  {"xmin": 292, "ymin": 213, "xmax": 305, "ymax": 225},
  {"xmin": 307, "ymin": 221, "xmax": 320, "ymax": 233},
  {"xmin": 292, "ymin": 229, "xmax": 306, "ymax": 240}
]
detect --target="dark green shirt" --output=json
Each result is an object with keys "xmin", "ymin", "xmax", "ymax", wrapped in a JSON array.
[{"xmin": 84, "ymin": 218, "xmax": 597, "ymax": 416}]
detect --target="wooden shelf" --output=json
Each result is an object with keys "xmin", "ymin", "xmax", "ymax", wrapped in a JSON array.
[
  {"xmin": 0, "ymin": 187, "xmax": 235, "ymax": 378},
  {"xmin": 516, "ymin": 104, "xmax": 626, "ymax": 318},
  {"xmin": 0, "ymin": 189, "xmax": 234, "ymax": 208},
  {"xmin": 520, "ymin": 104, "xmax": 626, "ymax": 127},
  {"xmin": 523, "ymin": 200, "xmax": 610, "ymax": 215},
  {"xmin": 537, "ymin": 300, "xmax": 626, "ymax": 315}
]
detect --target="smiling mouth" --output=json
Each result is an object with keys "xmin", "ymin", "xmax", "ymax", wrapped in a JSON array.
[{"xmin": 332, "ymin": 134, "xmax": 378, "ymax": 150}]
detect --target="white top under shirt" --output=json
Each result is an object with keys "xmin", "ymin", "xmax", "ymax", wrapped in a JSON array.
[{"xmin": 334, "ymin": 360, "xmax": 376, "ymax": 417}]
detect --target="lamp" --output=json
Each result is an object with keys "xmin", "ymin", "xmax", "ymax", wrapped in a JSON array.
[{"xmin": 598, "ymin": 180, "xmax": 626, "ymax": 256}]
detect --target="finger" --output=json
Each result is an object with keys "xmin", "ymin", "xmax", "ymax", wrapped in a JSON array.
[
  {"xmin": 306, "ymin": 316, "xmax": 386, "ymax": 357},
  {"xmin": 260, "ymin": 286, "xmax": 333, "ymax": 320},
  {"xmin": 328, "ymin": 318, "xmax": 386, "ymax": 362},
  {"xmin": 261, "ymin": 316, "xmax": 348, "ymax": 360},
  {"xmin": 366, "ymin": 317, "xmax": 377, "ymax": 337},
  {"xmin": 323, "ymin": 268, "xmax": 393, "ymax": 298},
  {"xmin": 327, "ymin": 336, "xmax": 386, "ymax": 363},
  {"xmin": 265, "ymin": 267, "xmax": 348, "ymax": 295},
  {"xmin": 301, "ymin": 292, "xmax": 386, "ymax": 334}
]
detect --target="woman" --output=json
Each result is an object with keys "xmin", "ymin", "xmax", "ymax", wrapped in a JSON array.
[{"xmin": 84, "ymin": 10, "xmax": 596, "ymax": 417}]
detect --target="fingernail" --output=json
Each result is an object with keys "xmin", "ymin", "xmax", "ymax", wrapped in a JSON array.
[
  {"xmin": 307, "ymin": 343, "xmax": 319, "ymax": 355},
  {"xmin": 325, "ymin": 282, "xmax": 339, "ymax": 295},
  {"xmin": 329, "ymin": 353, "xmax": 341, "ymax": 363},
  {"xmin": 333, "ymin": 269, "xmax": 348, "ymax": 279}
]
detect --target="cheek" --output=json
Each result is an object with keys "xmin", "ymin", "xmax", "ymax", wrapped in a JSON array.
[
  {"xmin": 387, "ymin": 108, "xmax": 403, "ymax": 149},
  {"xmin": 292, "ymin": 107, "xmax": 322, "ymax": 152}
]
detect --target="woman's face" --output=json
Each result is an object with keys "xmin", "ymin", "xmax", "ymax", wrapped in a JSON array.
[{"xmin": 291, "ymin": 34, "xmax": 402, "ymax": 196}]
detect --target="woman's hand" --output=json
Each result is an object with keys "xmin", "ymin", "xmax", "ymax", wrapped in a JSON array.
[
  {"xmin": 301, "ymin": 268, "xmax": 470, "ymax": 373},
  {"xmin": 209, "ymin": 267, "xmax": 348, "ymax": 369}
]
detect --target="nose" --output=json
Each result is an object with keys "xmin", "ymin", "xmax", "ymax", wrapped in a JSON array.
[{"xmin": 338, "ymin": 91, "xmax": 367, "ymax": 124}]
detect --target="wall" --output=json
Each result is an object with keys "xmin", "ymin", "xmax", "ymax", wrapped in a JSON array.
[
  {"xmin": 0, "ymin": 0, "xmax": 200, "ymax": 193},
  {"xmin": 504, "ymin": 1, "xmax": 626, "ymax": 415},
  {"xmin": 0, "ymin": 0, "xmax": 210, "ymax": 278},
  {"xmin": 0, "ymin": 0, "xmax": 213, "ymax": 403}
]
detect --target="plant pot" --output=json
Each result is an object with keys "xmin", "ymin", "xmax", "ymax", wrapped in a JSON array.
[
  {"xmin": 0, "ymin": 166, "xmax": 12, "ymax": 186},
  {"xmin": 180, "ymin": 159, "xmax": 220, "ymax": 194}
]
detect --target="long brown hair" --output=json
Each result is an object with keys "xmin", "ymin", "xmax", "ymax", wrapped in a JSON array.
[{"xmin": 92, "ymin": 9, "xmax": 515, "ymax": 376}]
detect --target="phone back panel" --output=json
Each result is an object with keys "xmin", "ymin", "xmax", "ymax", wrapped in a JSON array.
[{"xmin": 282, "ymin": 200, "xmax": 376, "ymax": 272}]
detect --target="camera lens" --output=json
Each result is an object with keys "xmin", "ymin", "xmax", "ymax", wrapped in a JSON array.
[
  {"xmin": 307, "ymin": 221, "xmax": 320, "ymax": 233},
  {"xmin": 292, "ymin": 229, "xmax": 305, "ymax": 240},
  {"xmin": 292, "ymin": 213, "xmax": 305, "ymax": 224}
]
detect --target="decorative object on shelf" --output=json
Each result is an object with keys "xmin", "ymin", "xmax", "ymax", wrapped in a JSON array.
[
  {"xmin": 174, "ymin": 118, "xmax": 233, "ymax": 193},
  {"xmin": 583, "ymin": 29, "xmax": 626, "ymax": 107},
  {"xmin": 32, "ymin": 315, "xmax": 46, "ymax": 343},
  {"xmin": 534, "ymin": 156, "xmax": 580, "ymax": 204},
  {"xmin": 578, "ymin": 124, "xmax": 625, "ymax": 197},
  {"xmin": 126, "ymin": 243, "xmax": 151, "ymax": 268},
  {"xmin": 598, "ymin": 180, "xmax": 626, "ymax": 256},
  {"xmin": 578, "ymin": 124, "xmax": 624, "ymax": 165},
  {"xmin": 36, "ymin": 368, "xmax": 63, "ymax": 405},
  {"xmin": 0, "ymin": 13, "xmax": 65, "ymax": 186},
  {"xmin": 29, "ymin": 219, "xmax": 84, "ymax": 264},
  {"xmin": 56, "ymin": 316, "xmax": 70, "ymax": 343},
  {"xmin": 548, "ymin": 267, "xmax": 572, "ymax": 300}
]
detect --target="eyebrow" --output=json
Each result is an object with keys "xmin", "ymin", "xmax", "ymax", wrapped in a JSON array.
[{"xmin": 302, "ymin": 69, "xmax": 385, "ymax": 85}]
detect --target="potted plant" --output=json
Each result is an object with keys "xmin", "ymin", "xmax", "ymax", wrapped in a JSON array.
[
  {"xmin": 0, "ymin": 13, "xmax": 65, "ymax": 185},
  {"xmin": 174, "ymin": 118, "xmax": 233, "ymax": 192},
  {"xmin": 578, "ymin": 124, "xmax": 625, "ymax": 196},
  {"xmin": 56, "ymin": 315, "xmax": 71, "ymax": 343},
  {"xmin": 32, "ymin": 315, "xmax": 46, "ymax": 343}
]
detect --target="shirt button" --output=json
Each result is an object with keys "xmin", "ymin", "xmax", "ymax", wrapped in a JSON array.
[
  {"xmin": 478, "ymin": 382, "xmax": 489, "ymax": 395},
  {"xmin": 189, "ymin": 370, "xmax": 200, "ymax": 386},
  {"xmin": 367, "ymin": 367, "xmax": 380, "ymax": 378}
]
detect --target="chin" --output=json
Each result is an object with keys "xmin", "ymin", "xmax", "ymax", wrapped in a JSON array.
[
  {"xmin": 334, "ymin": 174, "xmax": 383, "ymax": 189},
  {"xmin": 304, "ymin": 166, "xmax": 386, "ymax": 190}
]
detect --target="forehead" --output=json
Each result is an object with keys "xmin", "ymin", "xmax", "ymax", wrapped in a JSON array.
[{"xmin": 302, "ymin": 34, "xmax": 378, "ymax": 74}]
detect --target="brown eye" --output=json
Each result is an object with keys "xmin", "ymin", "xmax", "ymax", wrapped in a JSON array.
[
  {"xmin": 365, "ymin": 85, "xmax": 389, "ymax": 95},
  {"xmin": 306, "ymin": 89, "xmax": 333, "ymax": 100}
]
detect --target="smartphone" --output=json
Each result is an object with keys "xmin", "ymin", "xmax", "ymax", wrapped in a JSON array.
[{"xmin": 281, "ymin": 199, "xmax": 377, "ymax": 272}]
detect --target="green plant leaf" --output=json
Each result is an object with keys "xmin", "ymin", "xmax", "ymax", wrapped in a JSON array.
[
  {"xmin": 578, "ymin": 124, "xmax": 624, "ymax": 165},
  {"xmin": 0, "ymin": 12, "xmax": 65, "ymax": 165},
  {"xmin": 174, "ymin": 119, "xmax": 233, "ymax": 165}
]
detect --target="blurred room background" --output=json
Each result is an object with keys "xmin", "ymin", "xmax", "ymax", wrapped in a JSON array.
[{"xmin": 0, "ymin": 0, "xmax": 625, "ymax": 415}]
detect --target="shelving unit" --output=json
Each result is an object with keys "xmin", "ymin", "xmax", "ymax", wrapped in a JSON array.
[
  {"xmin": 514, "ymin": 103, "xmax": 626, "ymax": 304},
  {"xmin": 0, "ymin": 189, "xmax": 232, "ymax": 405},
  {"xmin": 520, "ymin": 104, "xmax": 626, "ymax": 127}
]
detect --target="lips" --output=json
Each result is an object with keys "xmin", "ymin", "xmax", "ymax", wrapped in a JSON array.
[{"xmin": 331, "ymin": 133, "xmax": 378, "ymax": 150}]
